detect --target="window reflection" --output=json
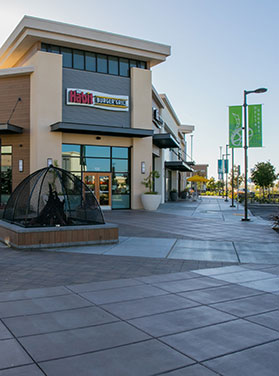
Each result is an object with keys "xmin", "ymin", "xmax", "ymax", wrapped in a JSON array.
[
  {"xmin": 41, "ymin": 43, "xmax": 146, "ymax": 77},
  {"xmin": 112, "ymin": 173, "xmax": 129, "ymax": 194},
  {"xmin": 112, "ymin": 159, "xmax": 128, "ymax": 172}
]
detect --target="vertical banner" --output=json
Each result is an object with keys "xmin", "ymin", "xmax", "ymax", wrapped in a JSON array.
[
  {"xmin": 224, "ymin": 159, "xmax": 229, "ymax": 174},
  {"xmin": 248, "ymin": 104, "xmax": 262, "ymax": 147},
  {"xmin": 218, "ymin": 159, "xmax": 223, "ymax": 173},
  {"xmin": 229, "ymin": 106, "xmax": 242, "ymax": 148}
]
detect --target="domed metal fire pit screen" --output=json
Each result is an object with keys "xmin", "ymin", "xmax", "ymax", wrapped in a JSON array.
[{"xmin": 3, "ymin": 165, "xmax": 105, "ymax": 227}]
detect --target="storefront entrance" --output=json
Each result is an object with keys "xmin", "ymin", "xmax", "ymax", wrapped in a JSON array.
[{"xmin": 83, "ymin": 173, "xmax": 111, "ymax": 209}]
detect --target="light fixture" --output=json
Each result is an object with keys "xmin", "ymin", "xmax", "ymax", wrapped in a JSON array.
[
  {"xmin": 141, "ymin": 161, "xmax": 146, "ymax": 174},
  {"xmin": 47, "ymin": 158, "xmax": 53, "ymax": 167},
  {"xmin": 19, "ymin": 159, "xmax": 24, "ymax": 172}
]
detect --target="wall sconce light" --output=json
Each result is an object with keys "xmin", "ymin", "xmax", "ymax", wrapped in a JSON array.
[
  {"xmin": 141, "ymin": 161, "xmax": 146, "ymax": 174},
  {"xmin": 19, "ymin": 159, "xmax": 24, "ymax": 172},
  {"xmin": 47, "ymin": 158, "xmax": 53, "ymax": 167}
]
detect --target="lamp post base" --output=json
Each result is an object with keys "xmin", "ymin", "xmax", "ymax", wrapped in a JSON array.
[
  {"xmin": 241, "ymin": 218, "xmax": 250, "ymax": 222},
  {"xmin": 230, "ymin": 205, "xmax": 236, "ymax": 207}
]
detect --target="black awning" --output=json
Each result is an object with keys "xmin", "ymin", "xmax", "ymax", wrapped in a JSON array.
[
  {"xmin": 165, "ymin": 161, "xmax": 193, "ymax": 172},
  {"xmin": 0, "ymin": 123, "xmax": 23, "ymax": 134},
  {"xmin": 153, "ymin": 133, "xmax": 180, "ymax": 148},
  {"xmin": 50, "ymin": 122, "xmax": 153, "ymax": 138}
]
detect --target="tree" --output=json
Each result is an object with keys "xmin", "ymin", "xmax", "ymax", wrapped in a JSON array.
[
  {"xmin": 215, "ymin": 180, "xmax": 224, "ymax": 195},
  {"xmin": 251, "ymin": 161, "xmax": 277, "ymax": 198},
  {"xmin": 206, "ymin": 177, "xmax": 216, "ymax": 192},
  {"xmin": 229, "ymin": 165, "xmax": 244, "ymax": 189}
]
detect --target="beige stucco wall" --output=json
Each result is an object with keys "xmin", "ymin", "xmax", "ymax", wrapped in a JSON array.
[
  {"xmin": 24, "ymin": 51, "xmax": 62, "ymax": 171},
  {"xmin": 130, "ymin": 67, "xmax": 153, "ymax": 209},
  {"xmin": 130, "ymin": 68, "xmax": 152, "ymax": 130},
  {"xmin": 131, "ymin": 137, "xmax": 153, "ymax": 209}
]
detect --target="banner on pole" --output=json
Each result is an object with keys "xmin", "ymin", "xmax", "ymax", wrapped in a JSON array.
[
  {"xmin": 218, "ymin": 159, "xmax": 223, "ymax": 174},
  {"xmin": 224, "ymin": 159, "xmax": 229, "ymax": 174},
  {"xmin": 229, "ymin": 106, "xmax": 242, "ymax": 148},
  {"xmin": 248, "ymin": 104, "xmax": 262, "ymax": 147}
]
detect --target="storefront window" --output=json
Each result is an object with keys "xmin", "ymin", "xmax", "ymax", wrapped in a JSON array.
[
  {"xmin": 61, "ymin": 47, "xmax": 72, "ymax": 68},
  {"xmin": 97, "ymin": 54, "xmax": 108, "ymax": 74},
  {"xmin": 129, "ymin": 60, "xmax": 137, "ymax": 69},
  {"xmin": 108, "ymin": 56, "xmax": 119, "ymax": 75},
  {"xmin": 84, "ymin": 158, "xmax": 110, "ymax": 172},
  {"xmin": 112, "ymin": 147, "xmax": 128, "ymax": 159},
  {"xmin": 85, "ymin": 52, "xmax": 96, "ymax": 72},
  {"xmin": 0, "ymin": 146, "xmax": 12, "ymax": 205},
  {"xmin": 112, "ymin": 173, "xmax": 130, "ymax": 209},
  {"xmin": 112, "ymin": 159, "xmax": 128, "ymax": 172},
  {"xmin": 73, "ymin": 49, "xmax": 85, "ymax": 70},
  {"xmin": 51, "ymin": 45, "xmax": 60, "ymax": 54},
  {"xmin": 62, "ymin": 144, "xmax": 130, "ymax": 209},
  {"xmin": 85, "ymin": 146, "xmax": 110, "ymax": 158},
  {"xmin": 41, "ymin": 43, "xmax": 146, "ymax": 77},
  {"xmin": 119, "ymin": 58, "xmax": 129, "ymax": 77}
]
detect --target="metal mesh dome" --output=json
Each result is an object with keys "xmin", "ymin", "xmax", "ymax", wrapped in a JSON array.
[{"xmin": 3, "ymin": 165, "xmax": 105, "ymax": 227}]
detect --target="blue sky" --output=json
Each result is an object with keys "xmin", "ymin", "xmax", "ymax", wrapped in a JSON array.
[{"xmin": 0, "ymin": 0, "xmax": 278, "ymax": 178}]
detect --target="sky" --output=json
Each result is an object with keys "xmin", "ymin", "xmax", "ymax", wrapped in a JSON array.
[{"xmin": 0, "ymin": 0, "xmax": 278, "ymax": 179}]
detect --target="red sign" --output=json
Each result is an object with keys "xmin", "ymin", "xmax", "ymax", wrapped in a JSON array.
[{"xmin": 68, "ymin": 90, "xmax": 93, "ymax": 105}]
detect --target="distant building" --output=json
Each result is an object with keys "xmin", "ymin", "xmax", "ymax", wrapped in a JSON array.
[{"xmin": 191, "ymin": 164, "xmax": 209, "ymax": 179}]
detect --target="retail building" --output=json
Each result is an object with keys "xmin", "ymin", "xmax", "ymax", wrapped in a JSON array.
[{"xmin": 0, "ymin": 16, "xmax": 194, "ymax": 209}]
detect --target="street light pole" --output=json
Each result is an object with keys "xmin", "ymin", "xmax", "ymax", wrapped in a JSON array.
[
  {"xmin": 230, "ymin": 147, "xmax": 235, "ymax": 207},
  {"xmin": 225, "ymin": 144, "xmax": 229, "ymax": 202},
  {"xmin": 242, "ymin": 87, "xmax": 267, "ymax": 221}
]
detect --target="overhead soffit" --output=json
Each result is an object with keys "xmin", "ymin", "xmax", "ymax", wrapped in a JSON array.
[
  {"xmin": 0, "ymin": 17, "xmax": 170, "ymax": 69},
  {"xmin": 165, "ymin": 161, "xmax": 193, "ymax": 172},
  {"xmin": 0, "ymin": 123, "xmax": 23, "ymax": 134},
  {"xmin": 50, "ymin": 122, "xmax": 153, "ymax": 138},
  {"xmin": 153, "ymin": 133, "xmax": 180, "ymax": 149}
]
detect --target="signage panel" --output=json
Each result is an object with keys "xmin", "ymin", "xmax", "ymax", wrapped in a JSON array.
[
  {"xmin": 66, "ymin": 88, "xmax": 129, "ymax": 112},
  {"xmin": 229, "ymin": 106, "xmax": 242, "ymax": 148},
  {"xmin": 218, "ymin": 159, "xmax": 223, "ymax": 174},
  {"xmin": 248, "ymin": 104, "xmax": 262, "ymax": 147}
]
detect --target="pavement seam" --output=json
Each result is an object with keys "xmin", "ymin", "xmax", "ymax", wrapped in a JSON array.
[
  {"xmin": 165, "ymin": 239, "xmax": 178, "ymax": 259},
  {"xmin": 0, "ymin": 317, "xmax": 48, "ymax": 375},
  {"xmin": 232, "ymin": 241, "xmax": 241, "ymax": 263}
]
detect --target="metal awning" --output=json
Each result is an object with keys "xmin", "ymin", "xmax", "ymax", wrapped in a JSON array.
[
  {"xmin": 0, "ymin": 123, "xmax": 23, "ymax": 134},
  {"xmin": 165, "ymin": 161, "xmax": 193, "ymax": 172},
  {"xmin": 50, "ymin": 122, "xmax": 153, "ymax": 138},
  {"xmin": 153, "ymin": 133, "xmax": 180, "ymax": 148}
]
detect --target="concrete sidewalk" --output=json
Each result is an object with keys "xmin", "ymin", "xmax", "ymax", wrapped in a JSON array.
[
  {"xmin": 0, "ymin": 196, "xmax": 279, "ymax": 375},
  {"xmin": 48, "ymin": 196, "xmax": 279, "ymax": 265},
  {"xmin": 0, "ymin": 264, "xmax": 278, "ymax": 375}
]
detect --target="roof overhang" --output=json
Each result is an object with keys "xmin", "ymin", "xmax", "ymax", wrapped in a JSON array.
[
  {"xmin": 0, "ymin": 66, "xmax": 34, "ymax": 78},
  {"xmin": 180, "ymin": 124, "xmax": 195, "ymax": 134},
  {"xmin": 0, "ymin": 16, "xmax": 171, "ymax": 69},
  {"xmin": 50, "ymin": 122, "xmax": 153, "ymax": 138},
  {"xmin": 165, "ymin": 161, "xmax": 193, "ymax": 172},
  {"xmin": 0, "ymin": 123, "xmax": 23, "ymax": 134},
  {"xmin": 153, "ymin": 133, "xmax": 180, "ymax": 149}
]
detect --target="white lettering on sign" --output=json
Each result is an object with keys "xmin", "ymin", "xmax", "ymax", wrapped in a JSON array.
[{"xmin": 66, "ymin": 88, "xmax": 129, "ymax": 112}]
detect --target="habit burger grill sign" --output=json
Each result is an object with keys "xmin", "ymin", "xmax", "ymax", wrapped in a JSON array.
[{"xmin": 66, "ymin": 88, "xmax": 129, "ymax": 112}]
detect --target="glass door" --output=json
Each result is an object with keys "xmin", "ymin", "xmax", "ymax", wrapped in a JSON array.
[{"xmin": 83, "ymin": 173, "xmax": 111, "ymax": 209}]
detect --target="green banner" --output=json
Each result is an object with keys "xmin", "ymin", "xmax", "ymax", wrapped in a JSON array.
[
  {"xmin": 248, "ymin": 104, "xmax": 262, "ymax": 147},
  {"xmin": 229, "ymin": 106, "xmax": 242, "ymax": 148}
]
